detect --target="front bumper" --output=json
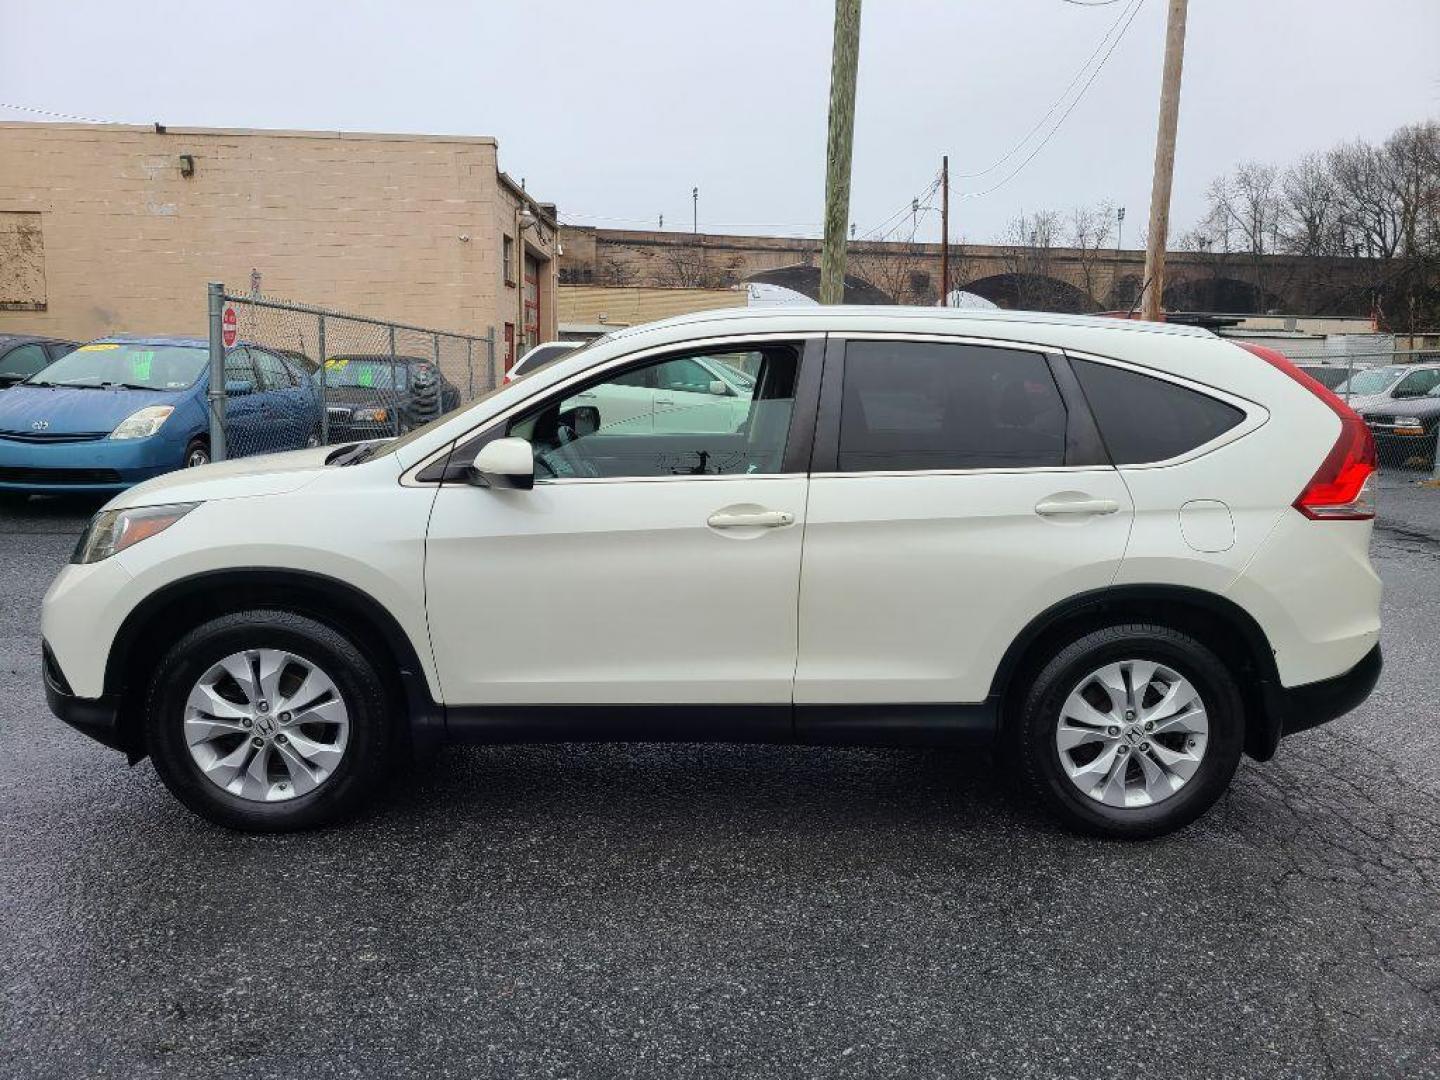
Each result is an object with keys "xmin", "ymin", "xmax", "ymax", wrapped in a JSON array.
[
  {"xmin": 0, "ymin": 435, "xmax": 180, "ymax": 494},
  {"xmin": 42, "ymin": 641, "xmax": 129, "ymax": 755}
]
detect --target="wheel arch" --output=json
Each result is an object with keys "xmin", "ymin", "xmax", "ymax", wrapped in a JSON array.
[
  {"xmin": 105, "ymin": 568, "xmax": 442, "ymax": 760},
  {"xmin": 989, "ymin": 584, "xmax": 1284, "ymax": 761}
]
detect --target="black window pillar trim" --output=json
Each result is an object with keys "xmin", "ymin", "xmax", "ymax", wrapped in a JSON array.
[{"xmin": 1045, "ymin": 350, "xmax": 1112, "ymax": 468}]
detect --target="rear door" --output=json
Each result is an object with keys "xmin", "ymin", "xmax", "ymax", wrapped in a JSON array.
[
  {"xmin": 794, "ymin": 335, "xmax": 1134, "ymax": 713},
  {"xmin": 251, "ymin": 348, "xmax": 307, "ymax": 448}
]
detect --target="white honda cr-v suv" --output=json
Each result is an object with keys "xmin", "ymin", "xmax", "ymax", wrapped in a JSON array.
[{"xmin": 42, "ymin": 308, "xmax": 1383, "ymax": 838}]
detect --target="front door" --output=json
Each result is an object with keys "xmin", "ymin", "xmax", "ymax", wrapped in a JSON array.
[
  {"xmin": 795, "ymin": 336, "xmax": 1134, "ymax": 707},
  {"xmin": 424, "ymin": 337, "xmax": 819, "ymax": 707},
  {"xmin": 221, "ymin": 348, "xmax": 268, "ymax": 458}
]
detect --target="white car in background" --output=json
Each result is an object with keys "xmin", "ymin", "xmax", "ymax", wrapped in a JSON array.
[{"xmin": 1334, "ymin": 362, "xmax": 1440, "ymax": 411}]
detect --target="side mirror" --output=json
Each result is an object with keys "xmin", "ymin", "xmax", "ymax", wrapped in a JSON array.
[
  {"xmin": 225, "ymin": 378, "xmax": 255, "ymax": 396},
  {"xmin": 468, "ymin": 436, "xmax": 534, "ymax": 490},
  {"xmin": 708, "ymin": 379, "xmax": 730, "ymax": 396}
]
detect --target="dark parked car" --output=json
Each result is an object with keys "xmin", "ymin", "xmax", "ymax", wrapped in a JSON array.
[
  {"xmin": 1362, "ymin": 385, "xmax": 1440, "ymax": 468},
  {"xmin": 316, "ymin": 354, "xmax": 461, "ymax": 441},
  {"xmin": 0, "ymin": 334, "xmax": 77, "ymax": 388}
]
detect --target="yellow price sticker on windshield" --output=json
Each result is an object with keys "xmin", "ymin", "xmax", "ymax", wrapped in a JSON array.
[
  {"xmin": 324, "ymin": 357, "xmax": 350, "ymax": 371},
  {"xmin": 79, "ymin": 343, "xmax": 121, "ymax": 351}
]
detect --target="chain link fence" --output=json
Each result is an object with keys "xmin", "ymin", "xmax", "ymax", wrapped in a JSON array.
[
  {"xmin": 1262, "ymin": 346, "xmax": 1440, "ymax": 473},
  {"xmin": 206, "ymin": 284, "xmax": 496, "ymax": 460}
]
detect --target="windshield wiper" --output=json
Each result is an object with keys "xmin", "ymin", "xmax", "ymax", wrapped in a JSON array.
[{"xmin": 101, "ymin": 381, "xmax": 152, "ymax": 391}]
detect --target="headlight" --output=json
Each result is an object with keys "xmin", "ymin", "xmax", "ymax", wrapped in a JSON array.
[
  {"xmin": 72, "ymin": 502, "xmax": 198, "ymax": 564},
  {"xmin": 351, "ymin": 406, "xmax": 389, "ymax": 423},
  {"xmin": 110, "ymin": 405, "xmax": 174, "ymax": 440}
]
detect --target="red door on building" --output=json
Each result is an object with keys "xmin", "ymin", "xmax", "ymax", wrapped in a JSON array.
[
  {"xmin": 523, "ymin": 254, "xmax": 541, "ymax": 352},
  {"xmin": 503, "ymin": 322, "xmax": 515, "ymax": 372}
]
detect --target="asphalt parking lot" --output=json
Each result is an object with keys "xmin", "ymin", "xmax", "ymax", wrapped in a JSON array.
[{"xmin": 2, "ymin": 473, "xmax": 1438, "ymax": 1080}]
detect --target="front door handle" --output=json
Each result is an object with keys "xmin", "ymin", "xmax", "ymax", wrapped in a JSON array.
[
  {"xmin": 707, "ymin": 509, "xmax": 795, "ymax": 529},
  {"xmin": 1035, "ymin": 497, "xmax": 1121, "ymax": 517}
]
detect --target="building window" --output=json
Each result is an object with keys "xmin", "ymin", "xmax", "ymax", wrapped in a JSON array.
[
  {"xmin": 503, "ymin": 234, "xmax": 516, "ymax": 287},
  {"xmin": 0, "ymin": 212, "xmax": 47, "ymax": 312}
]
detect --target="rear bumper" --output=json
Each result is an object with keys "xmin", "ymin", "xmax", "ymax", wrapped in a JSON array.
[
  {"xmin": 1269, "ymin": 643, "xmax": 1383, "ymax": 741},
  {"xmin": 42, "ymin": 641, "xmax": 128, "ymax": 755}
]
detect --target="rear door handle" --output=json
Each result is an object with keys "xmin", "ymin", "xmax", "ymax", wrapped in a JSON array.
[
  {"xmin": 707, "ymin": 509, "xmax": 795, "ymax": 529},
  {"xmin": 1034, "ymin": 498, "xmax": 1120, "ymax": 517},
  {"xmin": 655, "ymin": 397, "xmax": 674, "ymax": 406}
]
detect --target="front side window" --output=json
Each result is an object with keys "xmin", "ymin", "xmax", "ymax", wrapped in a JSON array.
[
  {"xmin": 253, "ymin": 350, "xmax": 295, "ymax": 390},
  {"xmin": 1072, "ymin": 358, "xmax": 1244, "ymax": 465},
  {"xmin": 1394, "ymin": 368, "xmax": 1440, "ymax": 397},
  {"xmin": 503, "ymin": 344, "xmax": 802, "ymax": 479},
  {"xmin": 34, "ymin": 342, "xmax": 209, "ymax": 390},
  {"xmin": 837, "ymin": 340, "xmax": 1066, "ymax": 472}
]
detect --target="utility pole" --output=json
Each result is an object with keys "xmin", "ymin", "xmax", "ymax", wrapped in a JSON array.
[
  {"xmin": 940, "ymin": 154, "xmax": 950, "ymax": 307},
  {"xmin": 1139, "ymin": 0, "xmax": 1188, "ymax": 322},
  {"xmin": 692, "ymin": 187, "xmax": 699, "ymax": 234},
  {"xmin": 819, "ymin": 0, "xmax": 862, "ymax": 305}
]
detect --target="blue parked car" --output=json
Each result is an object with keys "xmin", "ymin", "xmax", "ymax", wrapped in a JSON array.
[{"xmin": 0, "ymin": 335, "xmax": 323, "ymax": 498}]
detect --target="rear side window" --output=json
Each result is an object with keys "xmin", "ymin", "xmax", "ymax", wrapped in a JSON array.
[
  {"xmin": 1072, "ymin": 358, "xmax": 1244, "ymax": 465},
  {"xmin": 838, "ymin": 340, "xmax": 1066, "ymax": 471}
]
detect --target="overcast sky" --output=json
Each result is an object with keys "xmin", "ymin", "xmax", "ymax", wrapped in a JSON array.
[{"xmin": 3, "ymin": 0, "xmax": 1436, "ymax": 246}]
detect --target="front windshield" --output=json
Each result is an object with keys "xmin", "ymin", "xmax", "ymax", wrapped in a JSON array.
[
  {"xmin": 1336, "ymin": 366, "xmax": 1403, "ymax": 396},
  {"xmin": 319, "ymin": 357, "xmax": 411, "ymax": 390},
  {"xmin": 29, "ymin": 342, "xmax": 207, "ymax": 390},
  {"xmin": 366, "ymin": 334, "xmax": 613, "ymax": 459}
]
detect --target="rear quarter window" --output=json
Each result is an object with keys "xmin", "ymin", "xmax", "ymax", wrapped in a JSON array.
[{"xmin": 1072, "ymin": 358, "xmax": 1245, "ymax": 465}]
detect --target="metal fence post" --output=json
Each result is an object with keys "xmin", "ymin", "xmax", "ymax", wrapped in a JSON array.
[
  {"xmin": 389, "ymin": 325, "xmax": 399, "ymax": 435},
  {"xmin": 317, "ymin": 314, "xmax": 328, "ymax": 444},
  {"xmin": 486, "ymin": 327, "xmax": 496, "ymax": 391},
  {"xmin": 206, "ymin": 282, "xmax": 228, "ymax": 462},
  {"xmin": 466, "ymin": 339, "xmax": 474, "ymax": 400}
]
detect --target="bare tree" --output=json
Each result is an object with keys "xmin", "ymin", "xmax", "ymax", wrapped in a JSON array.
[{"xmin": 1068, "ymin": 202, "xmax": 1116, "ymax": 308}]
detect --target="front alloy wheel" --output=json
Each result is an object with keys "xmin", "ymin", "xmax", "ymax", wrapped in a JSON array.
[
  {"xmin": 184, "ymin": 649, "xmax": 350, "ymax": 802},
  {"xmin": 146, "ymin": 609, "xmax": 394, "ymax": 831}
]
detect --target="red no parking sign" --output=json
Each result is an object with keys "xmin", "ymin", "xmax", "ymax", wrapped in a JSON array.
[{"xmin": 221, "ymin": 305, "xmax": 237, "ymax": 347}]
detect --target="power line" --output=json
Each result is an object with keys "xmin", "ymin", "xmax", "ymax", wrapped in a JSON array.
[
  {"xmin": 953, "ymin": 0, "xmax": 1143, "ymax": 180},
  {"xmin": 956, "ymin": 0, "xmax": 1145, "ymax": 199},
  {"xmin": 859, "ymin": 173, "xmax": 941, "ymax": 241},
  {"xmin": 0, "ymin": 101, "xmax": 120, "ymax": 124}
]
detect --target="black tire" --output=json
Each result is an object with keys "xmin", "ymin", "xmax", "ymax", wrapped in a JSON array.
[
  {"xmin": 145, "ymin": 610, "xmax": 395, "ymax": 831},
  {"xmin": 1011, "ymin": 623, "xmax": 1244, "ymax": 840},
  {"xmin": 182, "ymin": 437, "xmax": 210, "ymax": 469}
]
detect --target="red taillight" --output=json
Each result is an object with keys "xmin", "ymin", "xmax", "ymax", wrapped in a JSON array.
[{"xmin": 1237, "ymin": 342, "xmax": 1377, "ymax": 521}]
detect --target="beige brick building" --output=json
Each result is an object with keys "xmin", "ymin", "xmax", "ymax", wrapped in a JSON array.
[{"xmin": 0, "ymin": 123, "xmax": 558, "ymax": 366}]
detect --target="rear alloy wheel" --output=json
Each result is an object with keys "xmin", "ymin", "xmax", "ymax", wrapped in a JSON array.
[
  {"xmin": 146, "ymin": 610, "xmax": 394, "ymax": 830},
  {"xmin": 1014, "ymin": 624, "xmax": 1244, "ymax": 839},
  {"xmin": 183, "ymin": 439, "xmax": 210, "ymax": 468}
]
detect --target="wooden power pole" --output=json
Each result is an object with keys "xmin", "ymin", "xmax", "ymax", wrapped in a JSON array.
[
  {"xmin": 819, "ymin": 0, "xmax": 862, "ymax": 305},
  {"xmin": 1140, "ymin": 0, "xmax": 1189, "ymax": 322},
  {"xmin": 940, "ymin": 155, "xmax": 950, "ymax": 307}
]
